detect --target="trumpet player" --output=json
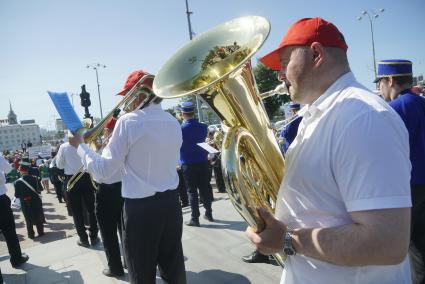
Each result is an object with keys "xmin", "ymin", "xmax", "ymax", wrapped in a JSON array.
[
  {"xmin": 87, "ymin": 108, "xmax": 126, "ymax": 278},
  {"xmin": 74, "ymin": 70, "xmax": 186, "ymax": 284},
  {"xmin": 56, "ymin": 133, "xmax": 99, "ymax": 248}
]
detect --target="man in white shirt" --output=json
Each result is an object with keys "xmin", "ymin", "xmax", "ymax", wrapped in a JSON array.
[
  {"xmin": 0, "ymin": 155, "xmax": 29, "ymax": 276},
  {"xmin": 56, "ymin": 139, "xmax": 99, "ymax": 248},
  {"xmin": 246, "ymin": 17, "xmax": 412, "ymax": 284},
  {"xmin": 74, "ymin": 70, "xmax": 186, "ymax": 284}
]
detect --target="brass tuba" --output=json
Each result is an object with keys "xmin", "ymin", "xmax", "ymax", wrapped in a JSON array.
[
  {"xmin": 66, "ymin": 74, "xmax": 155, "ymax": 191},
  {"xmin": 153, "ymin": 16, "xmax": 286, "ymax": 265}
]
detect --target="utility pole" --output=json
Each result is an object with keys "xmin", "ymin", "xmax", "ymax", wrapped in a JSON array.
[{"xmin": 184, "ymin": 0, "xmax": 204, "ymax": 122}]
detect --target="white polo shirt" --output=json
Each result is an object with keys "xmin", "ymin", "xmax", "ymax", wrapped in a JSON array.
[
  {"xmin": 0, "ymin": 155, "xmax": 12, "ymax": 196},
  {"xmin": 275, "ymin": 72, "xmax": 412, "ymax": 284},
  {"xmin": 56, "ymin": 142, "xmax": 83, "ymax": 175},
  {"xmin": 78, "ymin": 103, "xmax": 182, "ymax": 199}
]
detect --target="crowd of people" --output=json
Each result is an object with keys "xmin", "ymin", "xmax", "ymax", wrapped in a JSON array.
[{"xmin": 1, "ymin": 16, "xmax": 424, "ymax": 284}]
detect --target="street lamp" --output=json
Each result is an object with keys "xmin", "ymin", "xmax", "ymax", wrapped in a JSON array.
[
  {"xmin": 357, "ymin": 8, "xmax": 385, "ymax": 78},
  {"xmin": 86, "ymin": 63, "xmax": 106, "ymax": 119},
  {"xmin": 184, "ymin": 0, "xmax": 204, "ymax": 122}
]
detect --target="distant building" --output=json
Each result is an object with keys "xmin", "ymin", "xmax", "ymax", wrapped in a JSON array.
[
  {"xmin": 0, "ymin": 102, "xmax": 41, "ymax": 151},
  {"xmin": 56, "ymin": 118, "xmax": 66, "ymax": 131},
  {"xmin": 7, "ymin": 100, "xmax": 17, "ymax": 125},
  {"xmin": 20, "ymin": 119, "xmax": 36, "ymax": 124}
]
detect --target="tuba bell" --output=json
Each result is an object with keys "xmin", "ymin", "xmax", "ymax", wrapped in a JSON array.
[{"xmin": 153, "ymin": 16, "xmax": 286, "ymax": 265}]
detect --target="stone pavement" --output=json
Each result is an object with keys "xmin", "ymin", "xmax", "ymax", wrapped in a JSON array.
[
  {"xmin": 1, "ymin": 184, "xmax": 282, "ymax": 283},
  {"xmin": 1, "ymin": 184, "xmax": 76, "ymax": 256}
]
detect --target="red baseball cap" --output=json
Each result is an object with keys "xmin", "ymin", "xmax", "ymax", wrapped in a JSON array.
[
  {"xmin": 260, "ymin": 17, "xmax": 348, "ymax": 71},
  {"xmin": 116, "ymin": 70, "xmax": 153, "ymax": 96}
]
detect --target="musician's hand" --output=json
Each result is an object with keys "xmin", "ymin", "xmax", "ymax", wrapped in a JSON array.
[
  {"xmin": 245, "ymin": 208, "xmax": 287, "ymax": 255},
  {"xmin": 69, "ymin": 131, "xmax": 84, "ymax": 147},
  {"xmin": 113, "ymin": 108, "xmax": 121, "ymax": 118}
]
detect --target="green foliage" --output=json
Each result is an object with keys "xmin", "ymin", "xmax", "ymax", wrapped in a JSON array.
[{"xmin": 253, "ymin": 62, "xmax": 290, "ymax": 118}]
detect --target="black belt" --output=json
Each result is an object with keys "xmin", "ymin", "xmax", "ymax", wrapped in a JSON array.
[{"xmin": 124, "ymin": 189, "xmax": 176, "ymax": 201}]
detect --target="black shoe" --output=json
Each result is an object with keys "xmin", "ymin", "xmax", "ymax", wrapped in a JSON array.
[
  {"xmin": 203, "ymin": 214, "xmax": 214, "ymax": 222},
  {"xmin": 241, "ymin": 251, "xmax": 270, "ymax": 264},
  {"xmin": 11, "ymin": 253, "xmax": 29, "ymax": 268},
  {"xmin": 185, "ymin": 219, "xmax": 200, "ymax": 227},
  {"xmin": 102, "ymin": 268, "xmax": 124, "ymax": 277},
  {"xmin": 90, "ymin": 237, "xmax": 100, "ymax": 246},
  {"xmin": 77, "ymin": 239, "xmax": 90, "ymax": 248}
]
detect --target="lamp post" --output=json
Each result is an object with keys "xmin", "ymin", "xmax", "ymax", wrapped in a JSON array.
[
  {"xmin": 357, "ymin": 8, "xmax": 385, "ymax": 78},
  {"xmin": 86, "ymin": 63, "xmax": 106, "ymax": 119},
  {"xmin": 184, "ymin": 0, "xmax": 204, "ymax": 122}
]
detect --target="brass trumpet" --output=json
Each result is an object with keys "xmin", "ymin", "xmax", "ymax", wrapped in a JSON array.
[
  {"xmin": 153, "ymin": 16, "xmax": 286, "ymax": 265},
  {"xmin": 66, "ymin": 74, "xmax": 155, "ymax": 191}
]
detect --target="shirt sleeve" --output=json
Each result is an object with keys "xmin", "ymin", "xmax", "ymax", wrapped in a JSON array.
[
  {"xmin": 332, "ymin": 110, "xmax": 412, "ymax": 212},
  {"xmin": 77, "ymin": 117, "xmax": 128, "ymax": 181},
  {"xmin": 0, "ymin": 156, "xmax": 12, "ymax": 175},
  {"xmin": 55, "ymin": 145, "xmax": 66, "ymax": 170}
]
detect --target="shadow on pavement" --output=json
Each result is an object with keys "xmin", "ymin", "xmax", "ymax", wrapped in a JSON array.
[
  {"xmin": 2, "ymin": 262, "xmax": 84, "ymax": 284},
  {"xmin": 186, "ymin": 269, "xmax": 251, "ymax": 283}
]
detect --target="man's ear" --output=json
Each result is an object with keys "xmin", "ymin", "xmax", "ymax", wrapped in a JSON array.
[
  {"xmin": 310, "ymin": 42, "xmax": 325, "ymax": 67},
  {"xmin": 389, "ymin": 77, "xmax": 396, "ymax": 87}
]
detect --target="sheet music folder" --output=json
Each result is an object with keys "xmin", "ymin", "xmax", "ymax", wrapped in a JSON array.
[
  {"xmin": 47, "ymin": 91, "xmax": 83, "ymax": 133},
  {"xmin": 197, "ymin": 142, "xmax": 220, "ymax": 154}
]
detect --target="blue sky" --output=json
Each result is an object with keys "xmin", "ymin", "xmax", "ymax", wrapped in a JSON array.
[{"xmin": 1, "ymin": 0, "xmax": 424, "ymax": 130}]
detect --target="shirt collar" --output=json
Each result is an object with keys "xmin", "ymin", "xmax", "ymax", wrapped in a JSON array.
[
  {"xmin": 143, "ymin": 103, "xmax": 162, "ymax": 111},
  {"xmin": 298, "ymin": 72, "xmax": 355, "ymax": 119}
]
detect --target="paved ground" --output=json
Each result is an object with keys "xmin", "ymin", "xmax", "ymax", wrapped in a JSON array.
[
  {"xmin": 1, "ymin": 181, "xmax": 282, "ymax": 283},
  {"xmin": 1, "ymin": 183, "xmax": 76, "ymax": 256}
]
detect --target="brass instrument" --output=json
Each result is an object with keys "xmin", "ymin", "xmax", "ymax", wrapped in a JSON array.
[
  {"xmin": 153, "ymin": 16, "xmax": 286, "ymax": 265},
  {"xmin": 66, "ymin": 74, "xmax": 155, "ymax": 191}
]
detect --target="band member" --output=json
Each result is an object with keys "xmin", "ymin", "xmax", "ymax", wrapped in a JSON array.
[
  {"xmin": 56, "ymin": 137, "xmax": 99, "ymax": 248},
  {"xmin": 39, "ymin": 160, "xmax": 50, "ymax": 193},
  {"xmin": 248, "ymin": 17, "xmax": 411, "ymax": 283},
  {"xmin": 278, "ymin": 102, "xmax": 302, "ymax": 154},
  {"xmin": 75, "ymin": 70, "xmax": 186, "ymax": 284},
  {"xmin": 180, "ymin": 102, "xmax": 214, "ymax": 227},
  {"xmin": 90, "ymin": 112, "xmax": 125, "ymax": 278},
  {"xmin": 49, "ymin": 154, "xmax": 64, "ymax": 203},
  {"xmin": 14, "ymin": 161, "xmax": 45, "ymax": 239},
  {"xmin": 375, "ymin": 59, "xmax": 425, "ymax": 282},
  {"xmin": 0, "ymin": 155, "xmax": 29, "ymax": 275}
]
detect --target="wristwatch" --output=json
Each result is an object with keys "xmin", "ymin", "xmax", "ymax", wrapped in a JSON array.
[{"xmin": 283, "ymin": 229, "xmax": 296, "ymax": 256}]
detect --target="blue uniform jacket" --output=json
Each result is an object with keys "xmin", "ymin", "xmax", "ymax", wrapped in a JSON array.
[
  {"xmin": 280, "ymin": 116, "xmax": 302, "ymax": 152},
  {"xmin": 180, "ymin": 118, "xmax": 208, "ymax": 165},
  {"xmin": 390, "ymin": 90, "xmax": 425, "ymax": 185}
]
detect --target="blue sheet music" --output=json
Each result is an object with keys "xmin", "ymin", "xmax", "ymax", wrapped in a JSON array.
[{"xmin": 47, "ymin": 91, "xmax": 83, "ymax": 133}]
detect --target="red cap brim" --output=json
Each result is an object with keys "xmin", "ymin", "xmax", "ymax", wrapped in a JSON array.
[{"xmin": 260, "ymin": 46, "xmax": 283, "ymax": 71}]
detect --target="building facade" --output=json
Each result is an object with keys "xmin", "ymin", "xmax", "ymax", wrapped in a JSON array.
[{"xmin": 0, "ymin": 102, "xmax": 41, "ymax": 151}]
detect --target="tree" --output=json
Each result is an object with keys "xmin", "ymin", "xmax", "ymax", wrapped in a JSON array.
[{"xmin": 253, "ymin": 62, "xmax": 290, "ymax": 119}]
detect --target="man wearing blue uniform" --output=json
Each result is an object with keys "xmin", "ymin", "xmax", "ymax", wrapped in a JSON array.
[
  {"xmin": 279, "ymin": 102, "xmax": 302, "ymax": 154},
  {"xmin": 376, "ymin": 59, "xmax": 425, "ymax": 281},
  {"xmin": 180, "ymin": 102, "xmax": 213, "ymax": 227}
]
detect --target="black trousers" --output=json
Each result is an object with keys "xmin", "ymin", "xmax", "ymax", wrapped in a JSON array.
[
  {"xmin": 25, "ymin": 218, "xmax": 44, "ymax": 238},
  {"xmin": 0, "ymin": 194, "xmax": 22, "ymax": 264},
  {"xmin": 67, "ymin": 173, "xmax": 98, "ymax": 242},
  {"xmin": 52, "ymin": 180, "xmax": 63, "ymax": 202},
  {"xmin": 213, "ymin": 163, "xmax": 226, "ymax": 193},
  {"xmin": 177, "ymin": 168, "xmax": 188, "ymax": 207},
  {"xmin": 411, "ymin": 184, "xmax": 425, "ymax": 271},
  {"xmin": 182, "ymin": 162, "xmax": 213, "ymax": 220},
  {"xmin": 96, "ymin": 182, "xmax": 124, "ymax": 274},
  {"xmin": 123, "ymin": 190, "xmax": 186, "ymax": 284}
]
